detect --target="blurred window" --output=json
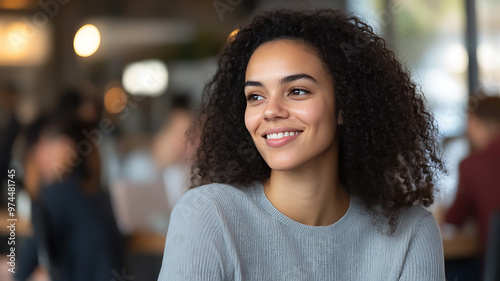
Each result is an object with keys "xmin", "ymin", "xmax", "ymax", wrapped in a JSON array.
[
  {"xmin": 350, "ymin": 0, "xmax": 468, "ymax": 137},
  {"xmin": 348, "ymin": 0, "xmax": 469, "ymax": 202},
  {"xmin": 478, "ymin": 0, "xmax": 500, "ymax": 92}
]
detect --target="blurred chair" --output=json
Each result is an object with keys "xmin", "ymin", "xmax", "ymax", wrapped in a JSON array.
[
  {"xmin": 109, "ymin": 179, "xmax": 168, "ymax": 281},
  {"xmin": 484, "ymin": 211, "xmax": 500, "ymax": 281},
  {"xmin": 110, "ymin": 179, "xmax": 170, "ymax": 236}
]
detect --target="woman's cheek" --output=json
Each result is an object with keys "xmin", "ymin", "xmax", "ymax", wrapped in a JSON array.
[
  {"xmin": 244, "ymin": 108, "xmax": 260, "ymax": 135},
  {"xmin": 290, "ymin": 102, "xmax": 323, "ymax": 125}
]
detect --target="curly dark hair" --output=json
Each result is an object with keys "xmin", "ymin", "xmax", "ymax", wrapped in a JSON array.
[{"xmin": 187, "ymin": 9, "xmax": 446, "ymax": 231}]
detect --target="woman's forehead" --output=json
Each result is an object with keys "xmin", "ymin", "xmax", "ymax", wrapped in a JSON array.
[{"xmin": 245, "ymin": 39, "xmax": 327, "ymax": 82}]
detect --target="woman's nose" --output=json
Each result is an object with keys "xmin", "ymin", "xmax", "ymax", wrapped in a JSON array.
[{"xmin": 263, "ymin": 94, "xmax": 288, "ymax": 121}]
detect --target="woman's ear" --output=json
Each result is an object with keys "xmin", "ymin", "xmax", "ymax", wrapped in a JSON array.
[{"xmin": 337, "ymin": 110, "xmax": 344, "ymax": 125}]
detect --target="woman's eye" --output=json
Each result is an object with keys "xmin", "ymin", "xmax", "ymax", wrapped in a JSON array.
[
  {"xmin": 289, "ymin": 88, "xmax": 310, "ymax": 96},
  {"xmin": 246, "ymin": 94, "xmax": 264, "ymax": 102}
]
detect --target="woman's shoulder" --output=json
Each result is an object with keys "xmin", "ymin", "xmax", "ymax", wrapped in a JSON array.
[
  {"xmin": 173, "ymin": 182, "xmax": 257, "ymax": 215},
  {"xmin": 400, "ymin": 205, "xmax": 436, "ymax": 224},
  {"xmin": 350, "ymin": 198, "xmax": 438, "ymax": 236},
  {"xmin": 394, "ymin": 205, "xmax": 440, "ymax": 237}
]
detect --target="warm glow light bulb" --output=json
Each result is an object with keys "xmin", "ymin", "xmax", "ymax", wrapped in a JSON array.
[{"xmin": 74, "ymin": 24, "xmax": 101, "ymax": 57}]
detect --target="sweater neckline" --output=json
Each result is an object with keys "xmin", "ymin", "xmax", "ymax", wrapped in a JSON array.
[{"xmin": 251, "ymin": 180, "xmax": 357, "ymax": 236}]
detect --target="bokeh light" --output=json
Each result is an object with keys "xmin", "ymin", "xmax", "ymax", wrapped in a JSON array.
[
  {"xmin": 122, "ymin": 59, "xmax": 168, "ymax": 96},
  {"xmin": 74, "ymin": 24, "xmax": 101, "ymax": 57},
  {"xmin": 4, "ymin": 21, "xmax": 30, "ymax": 58},
  {"xmin": 0, "ymin": 19, "xmax": 51, "ymax": 66},
  {"xmin": 104, "ymin": 86, "xmax": 128, "ymax": 114}
]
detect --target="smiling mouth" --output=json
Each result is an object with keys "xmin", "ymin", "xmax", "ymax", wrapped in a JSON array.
[{"xmin": 264, "ymin": 131, "xmax": 303, "ymax": 139}]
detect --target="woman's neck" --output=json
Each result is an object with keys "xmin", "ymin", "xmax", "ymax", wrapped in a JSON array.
[{"xmin": 262, "ymin": 140, "xmax": 349, "ymax": 226}]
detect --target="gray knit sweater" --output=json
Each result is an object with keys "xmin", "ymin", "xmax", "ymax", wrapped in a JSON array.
[{"xmin": 158, "ymin": 181, "xmax": 445, "ymax": 281}]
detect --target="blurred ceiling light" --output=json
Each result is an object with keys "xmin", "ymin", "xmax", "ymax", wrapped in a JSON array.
[
  {"xmin": 0, "ymin": 0, "xmax": 34, "ymax": 10},
  {"xmin": 0, "ymin": 17, "xmax": 51, "ymax": 66},
  {"xmin": 75, "ymin": 18, "xmax": 194, "ymax": 59},
  {"xmin": 104, "ymin": 87, "xmax": 128, "ymax": 114},
  {"xmin": 478, "ymin": 43, "xmax": 497, "ymax": 72},
  {"xmin": 122, "ymin": 59, "xmax": 168, "ymax": 97},
  {"xmin": 444, "ymin": 43, "xmax": 468, "ymax": 74},
  {"xmin": 4, "ymin": 21, "xmax": 30, "ymax": 57},
  {"xmin": 74, "ymin": 24, "xmax": 101, "ymax": 57},
  {"xmin": 227, "ymin": 29, "xmax": 239, "ymax": 42}
]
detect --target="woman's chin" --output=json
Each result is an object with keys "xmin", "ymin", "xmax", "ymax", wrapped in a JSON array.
[{"xmin": 265, "ymin": 161, "xmax": 301, "ymax": 172}]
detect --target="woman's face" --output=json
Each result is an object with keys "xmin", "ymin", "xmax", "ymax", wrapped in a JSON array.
[
  {"xmin": 244, "ymin": 39, "xmax": 341, "ymax": 171},
  {"xmin": 34, "ymin": 132, "xmax": 74, "ymax": 183}
]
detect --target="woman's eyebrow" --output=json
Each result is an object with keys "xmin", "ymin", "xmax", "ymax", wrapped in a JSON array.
[
  {"xmin": 244, "ymin": 73, "xmax": 318, "ymax": 88},
  {"xmin": 244, "ymin": 81, "xmax": 263, "ymax": 88},
  {"xmin": 279, "ymin": 73, "xmax": 318, "ymax": 84}
]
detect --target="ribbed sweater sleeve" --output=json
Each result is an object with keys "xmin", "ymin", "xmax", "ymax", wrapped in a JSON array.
[
  {"xmin": 157, "ymin": 189, "xmax": 227, "ymax": 281},
  {"xmin": 399, "ymin": 213, "xmax": 445, "ymax": 281}
]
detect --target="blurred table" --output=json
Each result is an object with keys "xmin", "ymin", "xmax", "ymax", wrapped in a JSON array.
[
  {"xmin": 128, "ymin": 230, "xmax": 166, "ymax": 255},
  {"xmin": 443, "ymin": 233, "xmax": 481, "ymax": 259},
  {"xmin": 126, "ymin": 231, "xmax": 166, "ymax": 280}
]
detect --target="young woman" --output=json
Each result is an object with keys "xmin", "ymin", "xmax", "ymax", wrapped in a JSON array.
[{"xmin": 158, "ymin": 9, "xmax": 446, "ymax": 281}]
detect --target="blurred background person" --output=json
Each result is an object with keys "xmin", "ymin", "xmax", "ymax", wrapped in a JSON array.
[
  {"xmin": 53, "ymin": 89, "xmax": 104, "ymax": 193},
  {"xmin": 17, "ymin": 112, "xmax": 124, "ymax": 281},
  {"xmin": 13, "ymin": 115, "xmax": 47, "ymax": 281},
  {"xmin": 152, "ymin": 94, "xmax": 200, "ymax": 211},
  {"xmin": 441, "ymin": 94, "xmax": 500, "ymax": 281}
]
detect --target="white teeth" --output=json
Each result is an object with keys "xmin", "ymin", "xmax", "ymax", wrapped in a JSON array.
[{"xmin": 266, "ymin": 131, "xmax": 301, "ymax": 139}]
